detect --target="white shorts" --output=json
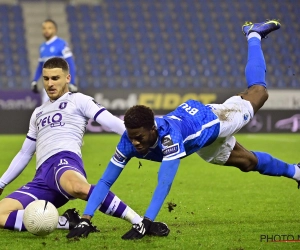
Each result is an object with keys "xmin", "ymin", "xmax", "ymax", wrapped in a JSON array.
[{"xmin": 196, "ymin": 96, "xmax": 254, "ymax": 165}]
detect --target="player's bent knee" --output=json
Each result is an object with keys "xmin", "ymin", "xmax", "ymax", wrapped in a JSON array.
[
  {"xmin": 239, "ymin": 85, "xmax": 269, "ymax": 113},
  {"xmin": 59, "ymin": 170, "xmax": 90, "ymax": 200},
  {"xmin": 69, "ymin": 181, "xmax": 90, "ymax": 199}
]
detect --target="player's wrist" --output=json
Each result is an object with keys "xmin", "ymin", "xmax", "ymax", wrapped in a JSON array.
[{"xmin": 0, "ymin": 179, "xmax": 7, "ymax": 189}]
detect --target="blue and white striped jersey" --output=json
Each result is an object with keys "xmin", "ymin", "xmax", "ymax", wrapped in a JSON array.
[
  {"xmin": 38, "ymin": 36, "xmax": 72, "ymax": 63},
  {"xmin": 111, "ymin": 99, "xmax": 220, "ymax": 167},
  {"xmin": 33, "ymin": 36, "xmax": 76, "ymax": 84}
]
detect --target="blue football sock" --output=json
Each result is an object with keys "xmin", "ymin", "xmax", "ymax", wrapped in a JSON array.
[
  {"xmin": 252, "ymin": 151, "xmax": 295, "ymax": 178},
  {"xmin": 245, "ymin": 37, "xmax": 267, "ymax": 88}
]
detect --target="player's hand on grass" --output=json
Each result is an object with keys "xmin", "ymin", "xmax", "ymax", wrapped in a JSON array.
[
  {"xmin": 66, "ymin": 218, "xmax": 99, "ymax": 238},
  {"xmin": 31, "ymin": 81, "xmax": 39, "ymax": 93}
]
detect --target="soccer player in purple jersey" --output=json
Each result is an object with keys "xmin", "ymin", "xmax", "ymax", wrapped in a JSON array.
[
  {"xmin": 68, "ymin": 20, "xmax": 300, "ymax": 239},
  {"xmin": 0, "ymin": 57, "xmax": 169, "ymax": 238}
]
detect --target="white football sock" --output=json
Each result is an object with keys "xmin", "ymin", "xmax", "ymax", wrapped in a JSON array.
[
  {"xmin": 293, "ymin": 165, "xmax": 300, "ymax": 181},
  {"xmin": 15, "ymin": 210, "xmax": 24, "ymax": 231},
  {"xmin": 248, "ymin": 32, "xmax": 261, "ymax": 41},
  {"xmin": 123, "ymin": 207, "xmax": 143, "ymax": 224}
]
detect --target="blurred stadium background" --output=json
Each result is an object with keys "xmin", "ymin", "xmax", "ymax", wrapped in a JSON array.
[{"xmin": 0, "ymin": 0, "xmax": 299, "ymax": 133}]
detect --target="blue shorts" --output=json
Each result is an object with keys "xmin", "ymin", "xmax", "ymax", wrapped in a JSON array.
[{"xmin": 6, "ymin": 151, "xmax": 86, "ymax": 209}]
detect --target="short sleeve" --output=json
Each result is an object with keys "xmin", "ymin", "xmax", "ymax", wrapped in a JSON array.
[{"xmin": 74, "ymin": 93, "xmax": 106, "ymax": 120}]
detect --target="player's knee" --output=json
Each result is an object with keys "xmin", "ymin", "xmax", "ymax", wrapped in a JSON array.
[
  {"xmin": 261, "ymin": 88, "xmax": 269, "ymax": 103},
  {"xmin": 69, "ymin": 181, "xmax": 89, "ymax": 199},
  {"xmin": 0, "ymin": 214, "xmax": 9, "ymax": 228}
]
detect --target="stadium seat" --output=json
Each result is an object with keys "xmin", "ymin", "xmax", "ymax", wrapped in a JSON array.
[
  {"xmin": 0, "ymin": 4, "xmax": 29, "ymax": 90},
  {"xmin": 63, "ymin": 0, "xmax": 299, "ymax": 90}
]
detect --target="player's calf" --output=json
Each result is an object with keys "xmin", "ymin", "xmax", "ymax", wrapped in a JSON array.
[{"xmin": 224, "ymin": 142, "xmax": 258, "ymax": 172}]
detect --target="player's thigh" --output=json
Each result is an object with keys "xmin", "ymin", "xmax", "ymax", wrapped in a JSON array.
[
  {"xmin": 196, "ymin": 136, "xmax": 236, "ymax": 165},
  {"xmin": 58, "ymin": 169, "xmax": 91, "ymax": 200},
  {"xmin": 197, "ymin": 137, "xmax": 257, "ymax": 172},
  {"xmin": 208, "ymin": 96, "xmax": 253, "ymax": 137},
  {"xmin": 238, "ymin": 85, "xmax": 268, "ymax": 114},
  {"xmin": 0, "ymin": 198, "xmax": 23, "ymax": 215}
]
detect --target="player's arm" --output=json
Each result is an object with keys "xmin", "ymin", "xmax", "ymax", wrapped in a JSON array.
[
  {"xmin": 0, "ymin": 110, "xmax": 37, "ymax": 192},
  {"xmin": 31, "ymin": 60, "xmax": 43, "ymax": 93},
  {"xmin": 144, "ymin": 159, "xmax": 180, "ymax": 220},
  {"xmin": 79, "ymin": 95, "xmax": 125, "ymax": 135},
  {"xmin": 0, "ymin": 137, "xmax": 36, "ymax": 192},
  {"xmin": 94, "ymin": 109, "xmax": 125, "ymax": 135}
]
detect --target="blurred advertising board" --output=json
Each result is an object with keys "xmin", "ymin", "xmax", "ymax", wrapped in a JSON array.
[{"xmin": 1, "ymin": 89, "xmax": 299, "ymax": 134}]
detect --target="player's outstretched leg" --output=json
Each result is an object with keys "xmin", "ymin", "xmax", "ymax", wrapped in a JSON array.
[
  {"xmin": 226, "ymin": 20, "xmax": 300, "ymax": 188},
  {"xmin": 238, "ymin": 19, "xmax": 281, "ymax": 114},
  {"xmin": 226, "ymin": 142, "xmax": 300, "ymax": 189}
]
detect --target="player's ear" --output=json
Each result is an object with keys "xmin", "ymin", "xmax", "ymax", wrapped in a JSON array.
[{"xmin": 66, "ymin": 73, "xmax": 71, "ymax": 83}]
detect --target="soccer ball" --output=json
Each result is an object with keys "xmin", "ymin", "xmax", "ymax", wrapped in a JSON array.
[{"xmin": 23, "ymin": 200, "xmax": 59, "ymax": 236}]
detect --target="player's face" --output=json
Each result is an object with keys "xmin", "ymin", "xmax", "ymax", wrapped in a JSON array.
[
  {"xmin": 42, "ymin": 22, "xmax": 56, "ymax": 40},
  {"xmin": 42, "ymin": 68, "xmax": 70, "ymax": 101},
  {"xmin": 127, "ymin": 126, "xmax": 158, "ymax": 155}
]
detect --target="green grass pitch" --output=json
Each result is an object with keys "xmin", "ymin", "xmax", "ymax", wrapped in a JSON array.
[{"xmin": 0, "ymin": 134, "xmax": 300, "ymax": 250}]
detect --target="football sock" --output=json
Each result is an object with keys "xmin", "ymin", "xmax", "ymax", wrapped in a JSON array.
[
  {"xmin": 248, "ymin": 32, "xmax": 261, "ymax": 41},
  {"xmin": 88, "ymin": 185, "xmax": 142, "ymax": 224},
  {"xmin": 4, "ymin": 210, "xmax": 71, "ymax": 231},
  {"xmin": 253, "ymin": 151, "xmax": 295, "ymax": 178},
  {"xmin": 4, "ymin": 210, "xmax": 26, "ymax": 231},
  {"xmin": 245, "ymin": 34, "xmax": 267, "ymax": 88}
]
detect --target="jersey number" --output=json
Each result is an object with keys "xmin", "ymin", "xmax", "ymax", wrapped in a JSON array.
[{"xmin": 179, "ymin": 103, "xmax": 199, "ymax": 115}]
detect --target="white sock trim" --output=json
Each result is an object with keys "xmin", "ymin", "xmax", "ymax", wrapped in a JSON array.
[
  {"xmin": 293, "ymin": 165, "xmax": 300, "ymax": 181},
  {"xmin": 248, "ymin": 32, "xmax": 261, "ymax": 41},
  {"xmin": 15, "ymin": 210, "xmax": 24, "ymax": 231}
]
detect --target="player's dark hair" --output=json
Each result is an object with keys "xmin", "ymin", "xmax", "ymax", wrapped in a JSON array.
[
  {"xmin": 43, "ymin": 19, "xmax": 58, "ymax": 29},
  {"xmin": 124, "ymin": 105, "xmax": 155, "ymax": 130},
  {"xmin": 43, "ymin": 57, "xmax": 69, "ymax": 73}
]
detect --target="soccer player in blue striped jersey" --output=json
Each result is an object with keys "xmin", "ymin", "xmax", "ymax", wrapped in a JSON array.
[
  {"xmin": 69, "ymin": 20, "xmax": 299, "ymax": 239},
  {"xmin": 31, "ymin": 19, "xmax": 77, "ymax": 103}
]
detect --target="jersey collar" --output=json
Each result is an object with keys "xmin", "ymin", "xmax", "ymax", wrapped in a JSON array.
[{"xmin": 46, "ymin": 36, "xmax": 58, "ymax": 45}]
